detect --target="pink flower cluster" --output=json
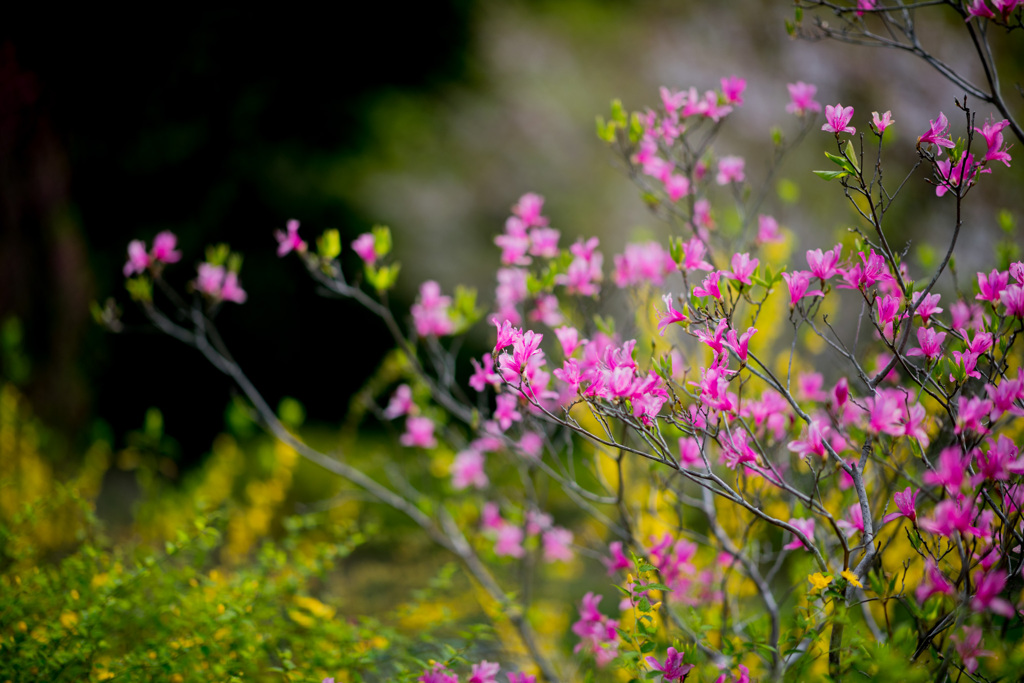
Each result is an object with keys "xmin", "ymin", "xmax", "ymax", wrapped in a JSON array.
[
  {"xmin": 414, "ymin": 661, "xmax": 535, "ymax": 683},
  {"xmin": 123, "ymin": 231, "xmax": 182, "ymax": 276},
  {"xmin": 571, "ymin": 592, "xmax": 619, "ymax": 667},
  {"xmin": 195, "ymin": 263, "xmax": 247, "ymax": 304},
  {"xmin": 480, "ymin": 502, "xmax": 573, "ymax": 563}
]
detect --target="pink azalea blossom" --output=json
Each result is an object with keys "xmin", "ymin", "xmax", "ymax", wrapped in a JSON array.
[
  {"xmin": 836, "ymin": 503, "xmax": 865, "ymax": 538},
  {"xmin": 151, "ymin": 231, "xmax": 182, "ymax": 264},
  {"xmin": 856, "ymin": 0, "xmax": 877, "ymax": 15},
  {"xmin": 468, "ymin": 661, "xmax": 500, "ymax": 683},
  {"xmin": 716, "ymin": 156, "xmax": 745, "ymax": 185},
  {"xmin": 721, "ymin": 75, "xmax": 746, "ymax": 105},
  {"xmin": 782, "ymin": 270, "xmax": 824, "ymax": 306},
  {"xmin": 400, "ymin": 416, "xmax": 437, "ymax": 449},
  {"xmin": 645, "ymin": 647, "xmax": 694, "ymax": 681},
  {"xmin": 123, "ymin": 240, "xmax": 151, "ymax": 276},
  {"xmin": 935, "ymin": 153, "xmax": 979, "ymax": 197},
  {"xmin": 881, "ymin": 487, "xmax": 919, "ymax": 525},
  {"xmin": 572, "ymin": 593, "xmax": 619, "ymax": 667},
  {"xmin": 724, "ymin": 326, "xmax": 757, "ymax": 362},
  {"xmin": 918, "ymin": 112, "xmax": 956, "ymax": 152},
  {"xmin": 871, "ymin": 110, "xmax": 894, "ymax": 134},
  {"xmin": 529, "ymin": 227, "xmax": 560, "ymax": 258},
  {"xmin": 657, "ymin": 294, "xmax": 688, "ymax": 336},
  {"xmin": 915, "ymin": 560, "xmax": 955, "ymax": 603},
  {"xmin": 512, "ymin": 192, "xmax": 548, "ymax": 229},
  {"xmin": 971, "ymin": 569, "xmax": 1015, "ymax": 617},
  {"xmin": 806, "ymin": 244, "xmax": 842, "ymax": 280},
  {"xmin": 412, "ymin": 281, "xmax": 454, "ymax": 337},
  {"xmin": 725, "ymin": 252, "xmax": 759, "ymax": 285},
  {"xmin": 352, "ymin": 233, "xmax": 377, "ymax": 265},
  {"xmin": 679, "ymin": 237, "xmax": 714, "ymax": 271},
  {"xmin": 693, "ymin": 271, "xmax": 723, "ymax": 299},
  {"xmin": 383, "ymin": 384, "xmax": 414, "ymax": 419},
  {"xmin": 678, "ymin": 436, "xmax": 704, "ymax": 467},
  {"xmin": 613, "ymin": 242, "xmax": 677, "ymax": 287},
  {"xmin": 977, "ymin": 268, "xmax": 1009, "ymax": 302},
  {"xmin": 451, "ymin": 450, "xmax": 488, "ymax": 490},
  {"xmin": 952, "ymin": 627, "xmax": 994, "ymax": 674},
  {"xmin": 966, "ymin": 0, "xmax": 997, "ymax": 19},
  {"xmin": 783, "ymin": 517, "xmax": 816, "ymax": 550},
  {"xmin": 919, "ymin": 498, "xmax": 979, "ymax": 538},
  {"xmin": 906, "ymin": 326, "xmax": 947, "ymax": 361},
  {"xmin": 195, "ymin": 263, "xmax": 247, "ymax": 304},
  {"xmin": 665, "ymin": 173, "xmax": 691, "ymax": 201},
  {"xmin": 975, "ymin": 116, "xmax": 1012, "ymax": 167},
  {"xmin": 911, "ymin": 291, "xmax": 943, "ymax": 324},
  {"xmin": 822, "ymin": 103, "xmax": 856, "ymax": 135},
  {"xmin": 542, "ymin": 526, "xmax": 574, "ymax": 562},
  {"xmin": 786, "ymin": 81, "xmax": 821, "ymax": 116},
  {"xmin": 506, "ymin": 674, "xmax": 536, "ymax": 683},
  {"xmin": 757, "ymin": 214, "xmax": 782, "ymax": 244},
  {"xmin": 275, "ymin": 219, "xmax": 307, "ymax": 257},
  {"xmin": 603, "ymin": 541, "xmax": 631, "ymax": 575},
  {"xmin": 1000, "ymin": 284, "xmax": 1024, "ymax": 316},
  {"xmin": 418, "ymin": 662, "xmax": 459, "ymax": 683},
  {"xmin": 494, "ymin": 523, "xmax": 525, "ymax": 558}
]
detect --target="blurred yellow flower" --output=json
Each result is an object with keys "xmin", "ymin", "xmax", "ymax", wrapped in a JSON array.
[
  {"xmin": 841, "ymin": 569, "xmax": 862, "ymax": 588},
  {"xmin": 808, "ymin": 573, "xmax": 833, "ymax": 591}
]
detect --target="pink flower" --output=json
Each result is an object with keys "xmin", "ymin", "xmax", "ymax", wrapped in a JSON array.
[
  {"xmin": 506, "ymin": 674, "xmax": 536, "ymax": 683},
  {"xmin": 952, "ymin": 627, "xmax": 994, "ymax": 674},
  {"xmin": 512, "ymin": 192, "xmax": 548, "ymax": 229},
  {"xmin": 542, "ymin": 526, "xmax": 574, "ymax": 562},
  {"xmin": 665, "ymin": 173, "xmax": 690, "ymax": 201},
  {"xmin": 911, "ymin": 291, "xmax": 943, "ymax": 324},
  {"xmin": 786, "ymin": 81, "xmax": 821, "ymax": 116},
  {"xmin": 572, "ymin": 593, "xmax": 619, "ymax": 667},
  {"xmin": 915, "ymin": 560, "xmax": 954, "ymax": 603},
  {"xmin": 529, "ymin": 227, "xmax": 561, "ymax": 258},
  {"xmin": 806, "ymin": 243, "xmax": 843, "ymax": 280},
  {"xmin": 493, "ymin": 393, "xmax": 523, "ymax": 431},
  {"xmin": 856, "ymin": 0, "xmax": 877, "ymax": 15},
  {"xmin": 411, "ymin": 281, "xmax": 454, "ymax": 337},
  {"xmin": 966, "ymin": 0, "xmax": 997, "ymax": 19},
  {"xmin": 977, "ymin": 268, "xmax": 1009, "ymax": 302},
  {"xmin": 720, "ymin": 75, "xmax": 746, "ymax": 105},
  {"xmin": 494, "ymin": 523, "xmax": 525, "ymax": 558},
  {"xmin": 871, "ymin": 110, "xmax": 894, "ymax": 134},
  {"xmin": 723, "ymin": 326, "xmax": 757, "ymax": 362},
  {"xmin": 906, "ymin": 326, "xmax": 947, "ymax": 361},
  {"xmin": 935, "ymin": 153, "xmax": 978, "ymax": 197},
  {"xmin": 275, "ymin": 219, "xmax": 306, "ymax": 257},
  {"xmin": 603, "ymin": 541, "xmax": 631, "ymax": 575},
  {"xmin": 400, "ymin": 416, "xmax": 437, "ymax": 449},
  {"xmin": 918, "ymin": 112, "xmax": 956, "ymax": 152},
  {"xmin": 919, "ymin": 498, "xmax": 978, "ymax": 538},
  {"xmin": 1001, "ymin": 284, "xmax": 1024, "ymax": 316},
  {"xmin": 468, "ymin": 661, "xmax": 500, "ymax": 683},
  {"xmin": 418, "ymin": 662, "xmax": 459, "ymax": 683},
  {"xmin": 971, "ymin": 569, "xmax": 1015, "ymax": 617},
  {"xmin": 693, "ymin": 271, "xmax": 723, "ymax": 299},
  {"xmin": 451, "ymin": 450, "xmax": 488, "ymax": 490},
  {"xmin": 836, "ymin": 503, "xmax": 865, "ymax": 538},
  {"xmin": 975, "ymin": 116, "xmax": 1012, "ymax": 167},
  {"xmin": 678, "ymin": 437, "xmax": 704, "ymax": 467},
  {"xmin": 881, "ymin": 487, "xmax": 919, "ymax": 525},
  {"xmin": 783, "ymin": 517, "xmax": 816, "ymax": 550},
  {"xmin": 645, "ymin": 647, "xmax": 694, "ymax": 681},
  {"xmin": 781, "ymin": 270, "xmax": 823, "ymax": 306},
  {"xmin": 352, "ymin": 233, "xmax": 377, "ymax": 265},
  {"xmin": 757, "ymin": 214, "xmax": 782, "ymax": 244},
  {"xmin": 679, "ymin": 237, "xmax": 713, "ymax": 271},
  {"xmin": 383, "ymin": 384, "xmax": 413, "ymax": 419},
  {"xmin": 725, "ymin": 252, "xmax": 759, "ymax": 285},
  {"xmin": 151, "ymin": 231, "xmax": 182, "ymax": 264},
  {"xmin": 123, "ymin": 239, "xmax": 151, "ymax": 276},
  {"xmin": 716, "ymin": 156, "xmax": 745, "ymax": 185},
  {"xmin": 657, "ymin": 294, "xmax": 688, "ymax": 336},
  {"xmin": 822, "ymin": 103, "xmax": 856, "ymax": 135},
  {"xmin": 469, "ymin": 354, "xmax": 501, "ymax": 393},
  {"xmin": 923, "ymin": 446, "xmax": 967, "ymax": 491},
  {"xmin": 613, "ymin": 242, "xmax": 677, "ymax": 287},
  {"xmin": 195, "ymin": 263, "xmax": 247, "ymax": 304}
]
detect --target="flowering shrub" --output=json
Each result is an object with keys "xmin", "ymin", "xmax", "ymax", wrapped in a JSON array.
[{"xmin": 102, "ymin": 2, "xmax": 1024, "ymax": 681}]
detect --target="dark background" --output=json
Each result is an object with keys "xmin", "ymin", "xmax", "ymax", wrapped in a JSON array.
[{"xmin": 0, "ymin": 4, "xmax": 479, "ymax": 462}]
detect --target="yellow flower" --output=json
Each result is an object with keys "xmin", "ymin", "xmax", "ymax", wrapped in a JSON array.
[
  {"xmin": 841, "ymin": 569, "xmax": 862, "ymax": 588},
  {"xmin": 808, "ymin": 573, "xmax": 833, "ymax": 591}
]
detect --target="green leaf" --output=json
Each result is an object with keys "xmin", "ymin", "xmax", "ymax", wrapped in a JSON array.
[
  {"xmin": 372, "ymin": 225, "xmax": 392, "ymax": 258},
  {"xmin": 594, "ymin": 314, "xmax": 616, "ymax": 337},
  {"xmin": 843, "ymin": 140, "xmax": 861, "ymax": 173},
  {"xmin": 596, "ymin": 116, "xmax": 616, "ymax": 143},
  {"xmin": 824, "ymin": 150, "xmax": 857, "ymax": 175},
  {"xmin": 125, "ymin": 277, "xmax": 153, "ymax": 303},
  {"xmin": 813, "ymin": 170, "xmax": 849, "ymax": 181},
  {"xmin": 205, "ymin": 243, "xmax": 230, "ymax": 266},
  {"xmin": 317, "ymin": 229, "xmax": 341, "ymax": 260},
  {"xmin": 610, "ymin": 99, "xmax": 627, "ymax": 127},
  {"xmin": 278, "ymin": 397, "xmax": 306, "ymax": 429}
]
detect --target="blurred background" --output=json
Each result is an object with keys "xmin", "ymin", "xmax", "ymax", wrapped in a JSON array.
[{"xmin": 2, "ymin": 0, "xmax": 1021, "ymax": 466}]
